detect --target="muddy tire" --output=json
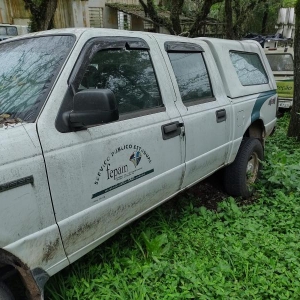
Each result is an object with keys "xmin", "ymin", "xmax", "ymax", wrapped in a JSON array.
[
  {"xmin": 0, "ymin": 282, "xmax": 14, "ymax": 300},
  {"xmin": 224, "ymin": 138, "xmax": 263, "ymax": 198}
]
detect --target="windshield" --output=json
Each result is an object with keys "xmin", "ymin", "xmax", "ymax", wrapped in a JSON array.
[
  {"xmin": 0, "ymin": 35, "xmax": 75, "ymax": 122},
  {"xmin": 266, "ymin": 53, "xmax": 294, "ymax": 72}
]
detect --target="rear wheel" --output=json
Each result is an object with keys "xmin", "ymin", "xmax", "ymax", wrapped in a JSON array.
[
  {"xmin": 224, "ymin": 138, "xmax": 263, "ymax": 198},
  {"xmin": 0, "ymin": 282, "xmax": 14, "ymax": 300}
]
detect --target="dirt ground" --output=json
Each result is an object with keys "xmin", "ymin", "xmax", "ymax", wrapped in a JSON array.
[{"xmin": 176, "ymin": 170, "xmax": 257, "ymax": 211}]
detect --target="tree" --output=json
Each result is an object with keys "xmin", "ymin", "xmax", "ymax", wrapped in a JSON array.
[
  {"xmin": 189, "ymin": 0, "xmax": 224, "ymax": 37},
  {"xmin": 287, "ymin": 0, "xmax": 300, "ymax": 139},
  {"xmin": 139, "ymin": 0, "xmax": 223, "ymax": 37},
  {"xmin": 231, "ymin": 0, "xmax": 259, "ymax": 38},
  {"xmin": 224, "ymin": 0, "xmax": 234, "ymax": 39},
  {"xmin": 23, "ymin": 0, "xmax": 58, "ymax": 32}
]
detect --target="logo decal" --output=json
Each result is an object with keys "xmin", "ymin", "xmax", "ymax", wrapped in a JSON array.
[
  {"xmin": 268, "ymin": 97, "xmax": 276, "ymax": 106},
  {"xmin": 130, "ymin": 151, "xmax": 142, "ymax": 168},
  {"xmin": 92, "ymin": 144, "xmax": 153, "ymax": 199}
]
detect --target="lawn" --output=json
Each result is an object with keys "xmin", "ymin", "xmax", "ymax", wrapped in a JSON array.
[{"xmin": 45, "ymin": 114, "xmax": 300, "ymax": 300}]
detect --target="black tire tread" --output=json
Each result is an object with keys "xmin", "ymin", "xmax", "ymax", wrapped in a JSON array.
[
  {"xmin": 0, "ymin": 281, "xmax": 14, "ymax": 300},
  {"xmin": 224, "ymin": 137, "xmax": 264, "ymax": 198}
]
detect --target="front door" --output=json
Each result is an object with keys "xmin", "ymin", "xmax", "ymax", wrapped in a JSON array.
[{"xmin": 37, "ymin": 34, "xmax": 185, "ymax": 262}]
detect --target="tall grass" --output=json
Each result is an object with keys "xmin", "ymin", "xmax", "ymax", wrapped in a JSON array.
[{"xmin": 46, "ymin": 114, "xmax": 300, "ymax": 299}]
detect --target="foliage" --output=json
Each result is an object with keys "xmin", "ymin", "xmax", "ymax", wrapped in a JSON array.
[
  {"xmin": 23, "ymin": 0, "xmax": 58, "ymax": 32},
  {"xmin": 141, "ymin": 0, "xmax": 296, "ymax": 38},
  {"xmin": 45, "ymin": 113, "xmax": 300, "ymax": 299},
  {"xmin": 288, "ymin": 0, "xmax": 300, "ymax": 139},
  {"xmin": 139, "ymin": 0, "xmax": 223, "ymax": 37}
]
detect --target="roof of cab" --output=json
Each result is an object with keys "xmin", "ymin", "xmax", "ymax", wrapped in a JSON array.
[{"xmin": 1, "ymin": 28, "xmax": 277, "ymax": 99}]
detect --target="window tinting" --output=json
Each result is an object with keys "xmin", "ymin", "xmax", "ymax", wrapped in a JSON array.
[
  {"xmin": 79, "ymin": 49, "xmax": 162, "ymax": 114},
  {"xmin": 168, "ymin": 52, "xmax": 213, "ymax": 103},
  {"xmin": 266, "ymin": 53, "xmax": 294, "ymax": 72},
  {"xmin": 230, "ymin": 51, "xmax": 268, "ymax": 86}
]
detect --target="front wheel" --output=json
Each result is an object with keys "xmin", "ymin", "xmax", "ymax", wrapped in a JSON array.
[
  {"xmin": 224, "ymin": 138, "xmax": 264, "ymax": 198},
  {"xmin": 0, "ymin": 282, "xmax": 14, "ymax": 300}
]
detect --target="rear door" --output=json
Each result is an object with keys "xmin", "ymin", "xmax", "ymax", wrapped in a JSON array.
[
  {"xmin": 154, "ymin": 37, "xmax": 232, "ymax": 188},
  {"xmin": 37, "ymin": 33, "xmax": 185, "ymax": 262}
]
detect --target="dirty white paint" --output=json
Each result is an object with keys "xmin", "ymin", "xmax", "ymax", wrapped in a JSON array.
[
  {"xmin": 0, "ymin": 29, "xmax": 277, "ymax": 289},
  {"xmin": 0, "ymin": 124, "xmax": 67, "ymax": 274}
]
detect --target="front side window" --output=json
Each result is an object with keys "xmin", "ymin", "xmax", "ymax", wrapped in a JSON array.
[
  {"xmin": 0, "ymin": 35, "xmax": 75, "ymax": 122},
  {"xmin": 78, "ymin": 49, "xmax": 162, "ymax": 114},
  {"xmin": 266, "ymin": 53, "xmax": 294, "ymax": 72},
  {"xmin": 230, "ymin": 51, "xmax": 268, "ymax": 86},
  {"xmin": 168, "ymin": 52, "xmax": 213, "ymax": 104}
]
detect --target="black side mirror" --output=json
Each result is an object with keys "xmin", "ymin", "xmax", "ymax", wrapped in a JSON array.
[{"xmin": 67, "ymin": 89, "xmax": 119, "ymax": 130}]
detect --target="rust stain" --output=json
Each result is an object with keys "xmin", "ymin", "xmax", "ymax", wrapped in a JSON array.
[
  {"xmin": 66, "ymin": 219, "xmax": 100, "ymax": 247},
  {"xmin": 42, "ymin": 238, "xmax": 60, "ymax": 263},
  {"xmin": 9, "ymin": 0, "xmax": 30, "ymax": 19},
  {"xmin": 54, "ymin": 0, "xmax": 72, "ymax": 28},
  {"xmin": 0, "ymin": 249, "xmax": 41, "ymax": 300}
]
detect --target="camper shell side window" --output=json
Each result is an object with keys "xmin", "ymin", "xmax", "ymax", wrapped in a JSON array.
[{"xmin": 229, "ymin": 51, "xmax": 269, "ymax": 86}]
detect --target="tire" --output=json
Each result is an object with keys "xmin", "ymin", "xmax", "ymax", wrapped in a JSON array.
[
  {"xmin": 224, "ymin": 137, "xmax": 264, "ymax": 198},
  {"xmin": 0, "ymin": 282, "xmax": 14, "ymax": 300}
]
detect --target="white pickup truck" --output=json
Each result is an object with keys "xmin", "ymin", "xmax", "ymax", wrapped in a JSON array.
[{"xmin": 0, "ymin": 29, "xmax": 277, "ymax": 299}]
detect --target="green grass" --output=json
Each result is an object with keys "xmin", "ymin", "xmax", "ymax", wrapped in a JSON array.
[{"xmin": 45, "ymin": 114, "xmax": 300, "ymax": 300}]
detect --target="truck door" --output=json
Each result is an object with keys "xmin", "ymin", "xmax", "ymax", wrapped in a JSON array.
[
  {"xmin": 154, "ymin": 38, "xmax": 232, "ymax": 188},
  {"xmin": 37, "ymin": 35, "xmax": 185, "ymax": 262}
]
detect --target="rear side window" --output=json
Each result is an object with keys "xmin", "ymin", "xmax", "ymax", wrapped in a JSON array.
[
  {"xmin": 168, "ymin": 52, "xmax": 213, "ymax": 104},
  {"xmin": 230, "ymin": 51, "xmax": 268, "ymax": 86},
  {"xmin": 78, "ymin": 49, "xmax": 162, "ymax": 114}
]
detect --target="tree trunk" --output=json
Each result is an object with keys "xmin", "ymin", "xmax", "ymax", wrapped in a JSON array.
[
  {"xmin": 225, "ymin": 0, "xmax": 234, "ymax": 39},
  {"xmin": 170, "ymin": 0, "xmax": 185, "ymax": 35},
  {"xmin": 189, "ymin": 0, "xmax": 223, "ymax": 37},
  {"xmin": 139, "ymin": 0, "xmax": 175, "ymax": 34},
  {"xmin": 287, "ymin": 0, "xmax": 300, "ymax": 139},
  {"xmin": 261, "ymin": 1, "xmax": 269, "ymax": 35},
  {"xmin": 23, "ymin": 0, "xmax": 58, "ymax": 32},
  {"xmin": 233, "ymin": 0, "xmax": 258, "ymax": 38}
]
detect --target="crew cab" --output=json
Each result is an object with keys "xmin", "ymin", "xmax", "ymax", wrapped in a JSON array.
[{"xmin": 0, "ymin": 28, "xmax": 277, "ymax": 299}]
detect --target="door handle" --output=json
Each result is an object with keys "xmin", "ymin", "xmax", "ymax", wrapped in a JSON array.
[
  {"xmin": 216, "ymin": 109, "xmax": 226, "ymax": 123},
  {"xmin": 161, "ymin": 121, "xmax": 183, "ymax": 140}
]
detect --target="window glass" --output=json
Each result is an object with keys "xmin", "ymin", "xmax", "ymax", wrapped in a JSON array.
[
  {"xmin": 6, "ymin": 27, "xmax": 17, "ymax": 36},
  {"xmin": 266, "ymin": 53, "xmax": 294, "ymax": 71},
  {"xmin": 0, "ymin": 27, "xmax": 7, "ymax": 35},
  {"xmin": 79, "ymin": 49, "xmax": 162, "ymax": 114},
  {"xmin": 0, "ymin": 35, "xmax": 75, "ymax": 122},
  {"xmin": 230, "ymin": 51, "xmax": 268, "ymax": 86},
  {"xmin": 168, "ymin": 52, "xmax": 213, "ymax": 103}
]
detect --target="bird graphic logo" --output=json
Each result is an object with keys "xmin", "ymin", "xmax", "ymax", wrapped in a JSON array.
[{"xmin": 130, "ymin": 151, "xmax": 142, "ymax": 168}]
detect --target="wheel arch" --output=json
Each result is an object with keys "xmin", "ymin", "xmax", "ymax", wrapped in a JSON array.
[
  {"xmin": 0, "ymin": 249, "xmax": 42, "ymax": 300},
  {"xmin": 243, "ymin": 119, "xmax": 266, "ymax": 145}
]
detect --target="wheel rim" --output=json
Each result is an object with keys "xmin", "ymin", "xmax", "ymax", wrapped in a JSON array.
[{"xmin": 246, "ymin": 152, "xmax": 259, "ymax": 185}]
